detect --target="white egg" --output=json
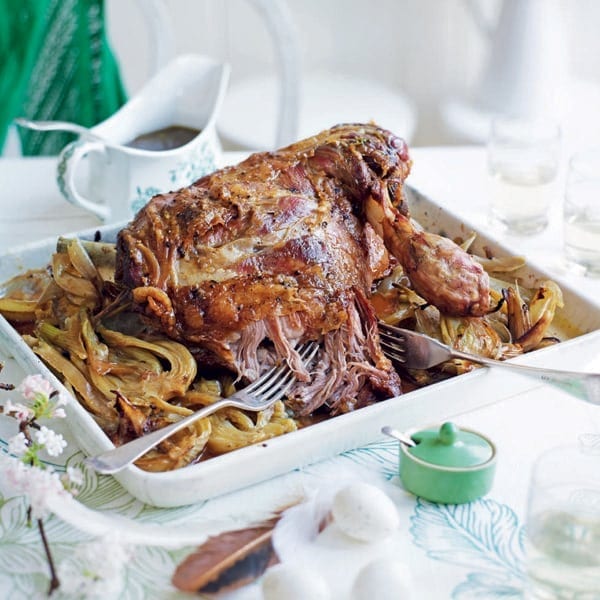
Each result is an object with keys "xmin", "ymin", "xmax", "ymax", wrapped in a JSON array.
[
  {"xmin": 261, "ymin": 563, "xmax": 330, "ymax": 600},
  {"xmin": 331, "ymin": 482, "xmax": 399, "ymax": 542},
  {"xmin": 351, "ymin": 558, "xmax": 413, "ymax": 600}
]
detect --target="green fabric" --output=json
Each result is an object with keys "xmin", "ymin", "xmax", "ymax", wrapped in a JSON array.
[{"xmin": 0, "ymin": 0, "xmax": 127, "ymax": 155}]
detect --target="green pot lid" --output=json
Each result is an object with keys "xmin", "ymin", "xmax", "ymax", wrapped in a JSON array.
[{"xmin": 408, "ymin": 422, "xmax": 493, "ymax": 468}]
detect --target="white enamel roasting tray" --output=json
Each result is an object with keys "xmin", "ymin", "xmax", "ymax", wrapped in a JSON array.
[{"xmin": 1, "ymin": 186, "xmax": 599, "ymax": 507}]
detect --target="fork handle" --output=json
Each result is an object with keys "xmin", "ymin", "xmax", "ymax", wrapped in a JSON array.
[
  {"xmin": 84, "ymin": 398, "xmax": 234, "ymax": 474},
  {"xmin": 451, "ymin": 350, "xmax": 600, "ymax": 405}
]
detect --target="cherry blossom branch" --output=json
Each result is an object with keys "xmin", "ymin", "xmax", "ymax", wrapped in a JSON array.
[{"xmin": 1, "ymin": 373, "xmax": 80, "ymax": 596}]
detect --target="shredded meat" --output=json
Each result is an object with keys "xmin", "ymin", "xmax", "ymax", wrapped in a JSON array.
[{"xmin": 115, "ymin": 123, "xmax": 489, "ymax": 414}]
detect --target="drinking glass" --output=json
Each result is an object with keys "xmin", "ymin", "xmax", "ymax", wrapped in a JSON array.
[
  {"xmin": 564, "ymin": 148, "xmax": 600, "ymax": 277},
  {"xmin": 524, "ymin": 444, "xmax": 600, "ymax": 599},
  {"xmin": 487, "ymin": 117, "xmax": 561, "ymax": 235}
]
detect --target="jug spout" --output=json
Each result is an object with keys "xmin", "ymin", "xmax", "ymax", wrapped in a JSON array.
[{"xmin": 93, "ymin": 54, "xmax": 230, "ymax": 147}]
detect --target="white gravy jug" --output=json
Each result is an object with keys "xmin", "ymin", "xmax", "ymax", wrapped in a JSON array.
[{"xmin": 56, "ymin": 54, "xmax": 230, "ymax": 223}]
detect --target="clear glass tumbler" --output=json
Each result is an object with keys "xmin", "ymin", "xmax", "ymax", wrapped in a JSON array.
[
  {"xmin": 564, "ymin": 148, "xmax": 600, "ymax": 277},
  {"xmin": 487, "ymin": 117, "xmax": 561, "ymax": 235},
  {"xmin": 525, "ymin": 443, "xmax": 600, "ymax": 599}
]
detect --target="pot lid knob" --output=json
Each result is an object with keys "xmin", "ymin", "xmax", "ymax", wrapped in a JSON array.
[
  {"xmin": 438, "ymin": 421, "xmax": 458, "ymax": 445},
  {"xmin": 409, "ymin": 422, "xmax": 493, "ymax": 468}
]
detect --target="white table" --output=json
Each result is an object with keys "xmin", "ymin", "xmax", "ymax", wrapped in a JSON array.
[{"xmin": 0, "ymin": 148, "xmax": 599, "ymax": 599}]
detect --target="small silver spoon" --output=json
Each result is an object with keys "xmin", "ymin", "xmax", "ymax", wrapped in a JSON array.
[
  {"xmin": 14, "ymin": 117, "xmax": 104, "ymax": 141},
  {"xmin": 381, "ymin": 425, "xmax": 417, "ymax": 447}
]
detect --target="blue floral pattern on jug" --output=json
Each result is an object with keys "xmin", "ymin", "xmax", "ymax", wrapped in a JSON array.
[
  {"xmin": 128, "ymin": 142, "xmax": 217, "ymax": 216},
  {"xmin": 130, "ymin": 185, "xmax": 161, "ymax": 215},
  {"xmin": 169, "ymin": 141, "xmax": 217, "ymax": 185},
  {"xmin": 55, "ymin": 141, "xmax": 80, "ymax": 203}
]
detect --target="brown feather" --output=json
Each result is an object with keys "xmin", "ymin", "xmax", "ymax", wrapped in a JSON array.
[{"xmin": 172, "ymin": 517, "xmax": 280, "ymax": 595}]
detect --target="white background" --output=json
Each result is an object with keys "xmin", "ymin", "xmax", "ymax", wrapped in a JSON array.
[{"xmin": 106, "ymin": 0, "xmax": 600, "ymax": 147}]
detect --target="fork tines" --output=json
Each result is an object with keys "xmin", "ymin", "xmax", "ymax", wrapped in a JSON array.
[
  {"xmin": 377, "ymin": 321, "xmax": 407, "ymax": 337},
  {"xmin": 246, "ymin": 341, "xmax": 320, "ymax": 402},
  {"xmin": 377, "ymin": 322, "xmax": 407, "ymax": 365}
]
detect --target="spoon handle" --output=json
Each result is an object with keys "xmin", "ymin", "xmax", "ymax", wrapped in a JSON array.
[
  {"xmin": 381, "ymin": 425, "xmax": 417, "ymax": 447},
  {"xmin": 14, "ymin": 118, "xmax": 102, "ymax": 141}
]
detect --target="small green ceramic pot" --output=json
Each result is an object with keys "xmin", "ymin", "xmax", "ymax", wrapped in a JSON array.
[{"xmin": 399, "ymin": 422, "xmax": 497, "ymax": 504}]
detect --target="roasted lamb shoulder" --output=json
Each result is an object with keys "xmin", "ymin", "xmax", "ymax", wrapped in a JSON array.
[{"xmin": 116, "ymin": 123, "xmax": 489, "ymax": 415}]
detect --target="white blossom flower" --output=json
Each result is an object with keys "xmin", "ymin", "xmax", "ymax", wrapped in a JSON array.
[
  {"xmin": 48, "ymin": 391, "xmax": 68, "ymax": 418},
  {"xmin": 51, "ymin": 406, "xmax": 66, "ymax": 419},
  {"xmin": 54, "ymin": 392, "xmax": 68, "ymax": 407},
  {"xmin": 34, "ymin": 426, "xmax": 67, "ymax": 457},
  {"xmin": 56, "ymin": 534, "xmax": 131, "ymax": 599},
  {"xmin": 7, "ymin": 432, "xmax": 29, "ymax": 456},
  {"xmin": 66, "ymin": 466, "xmax": 84, "ymax": 487},
  {"xmin": 2, "ymin": 454, "xmax": 29, "ymax": 487},
  {"xmin": 17, "ymin": 374, "xmax": 54, "ymax": 400},
  {"xmin": 0, "ymin": 454, "xmax": 69, "ymax": 519},
  {"xmin": 3, "ymin": 398, "xmax": 34, "ymax": 423}
]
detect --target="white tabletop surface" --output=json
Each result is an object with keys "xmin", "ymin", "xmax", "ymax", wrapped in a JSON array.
[{"xmin": 1, "ymin": 148, "xmax": 599, "ymax": 599}]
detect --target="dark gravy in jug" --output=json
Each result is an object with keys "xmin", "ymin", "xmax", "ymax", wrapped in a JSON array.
[{"xmin": 126, "ymin": 125, "xmax": 200, "ymax": 151}]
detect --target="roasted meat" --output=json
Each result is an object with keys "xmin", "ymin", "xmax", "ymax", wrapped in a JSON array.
[{"xmin": 116, "ymin": 123, "xmax": 490, "ymax": 415}]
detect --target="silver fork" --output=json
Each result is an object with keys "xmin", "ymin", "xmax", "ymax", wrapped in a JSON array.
[
  {"xmin": 84, "ymin": 341, "xmax": 319, "ymax": 474},
  {"xmin": 378, "ymin": 321, "xmax": 600, "ymax": 405}
]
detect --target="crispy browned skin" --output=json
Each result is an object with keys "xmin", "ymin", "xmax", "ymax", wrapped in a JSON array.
[
  {"xmin": 115, "ymin": 124, "xmax": 489, "ymax": 411},
  {"xmin": 116, "ymin": 125, "xmax": 401, "ymax": 344},
  {"xmin": 117, "ymin": 123, "xmax": 488, "ymax": 337}
]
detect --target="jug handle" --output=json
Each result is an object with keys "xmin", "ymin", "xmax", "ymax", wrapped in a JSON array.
[
  {"xmin": 246, "ymin": 0, "xmax": 301, "ymax": 147},
  {"xmin": 56, "ymin": 140, "xmax": 110, "ymax": 221},
  {"xmin": 463, "ymin": 0, "xmax": 496, "ymax": 39}
]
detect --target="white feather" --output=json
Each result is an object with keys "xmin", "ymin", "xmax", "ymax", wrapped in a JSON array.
[{"xmin": 272, "ymin": 462, "xmax": 388, "ymax": 562}]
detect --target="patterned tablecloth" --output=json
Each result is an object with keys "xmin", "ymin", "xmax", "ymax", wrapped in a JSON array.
[{"xmin": 1, "ymin": 149, "xmax": 599, "ymax": 599}]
